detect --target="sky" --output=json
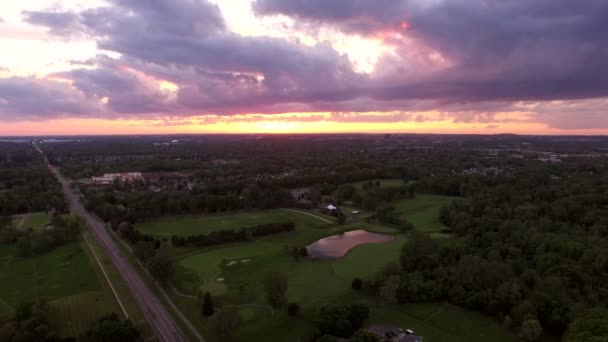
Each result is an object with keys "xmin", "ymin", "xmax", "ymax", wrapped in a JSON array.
[{"xmin": 0, "ymin": 0, "xmax": 607, "ymax": 135}]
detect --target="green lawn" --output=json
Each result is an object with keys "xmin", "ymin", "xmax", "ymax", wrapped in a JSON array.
[
  {"xmin": 332, "ymin": 235, "xmax": 406, "ymax": 279},
  {"xmin": 394, "ymin": 195, "xmax": 457, "ymax": 232},
  {"xmin": 367, "ymin": 302, "xmax": 518, "ymax": 342},
  {"xmin": 174, "ymin": 231, "xmax": 514, "ymax": 342},
  {"xmin": 21, "ymin": 212, "xmax": 53, "ymax": 231},
  {"xmin": 0, "ymin": 242, "xmax": 120, "ymax": 337},
  {"xmin": 137, "ymin": 209, "xmax": 331, "ymax": 237},
  {"xmin": 165, "ymin": 198, "xmax": 511, "ymax": 342}
]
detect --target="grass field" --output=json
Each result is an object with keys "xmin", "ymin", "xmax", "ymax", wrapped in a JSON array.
[
  {"xmin": 166, "ymin": 202, "xmax": 513, "ymax": 342},
  {"xmin": 137, "ymin": 209, "xmax": 331, "ymax": 237},
  {"xmin": 0, "ymin": 240, "xmax": 122, "ymax": 337},
  {"xmin": 21, "ymin": 212, "xmax": 53, "ymax": 231},
  {"xmin": 154, "ymin": 196, "xmax": 512, "ymax": 342},
  {"xmin": 394, "ymin": 195, "xmax": 457, "ymax": 232},
  {"xmin": 8, "ymin": 212, "xmax": 52, "ymax": 231},
  {"xmin": 368, "ymin": 301, "xmax": 518, "ymax": 342}
]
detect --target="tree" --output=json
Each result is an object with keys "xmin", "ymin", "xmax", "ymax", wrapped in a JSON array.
[
  {"xmin": 378, "ymin": 275, "xmax": 400, "ymax": 304},
  {"xmin": 287, "ymin": 303, "xmax": 300, "ymax": 317},
  {"xmin": 211, "ymin": 308, "xmax": 242, "ymax": 339},
  {"xmin": 87, "ymin": 313, "xmax": 140, "ymax": 342},
  {"xmin": 317, "ymin": 304, "xmax": 369, "ymax": 338},
  {"xmin": 564, "ymin": 307, "xmax": 608, "ymax": 342},
  {"xmin": 263, "ymin": 272, "xmax": 288, "ymax": 311},
  {"xmin": 352, "ymin": 278, "xmax": 363, "ymax": 291},
  {"xmin": 400, "ymin": 232, "xmax": 440, "ymax": 271},
  {"xmin": 133, "ymin": 241, "xmax": 156, "ymax": 263},
  {"xmin": 519, "ymin": 319, "xmax": 543, "ymax": 342},
  {"xmin": 147, "ymin": 253, "xmax": 175, "ymax": 284},
  {"xmin": 350, "ymin": 330, "xmax": 381, "ymax": 342},
  {"xmin": 202, "ymin": 292, "xmax": 215, "ymax": 317}
]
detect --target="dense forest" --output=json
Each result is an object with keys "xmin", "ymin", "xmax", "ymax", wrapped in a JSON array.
[
  {"xmin": 0, "ymin": 142, "xmax": 66, "ymax": 216},
  {"xmin": 364, "ymin": 160, "xmax": 608, "ymax": 340}
]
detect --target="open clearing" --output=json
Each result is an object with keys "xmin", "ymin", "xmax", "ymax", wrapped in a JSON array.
[
  {"xmin": 137, "ymin": 208, "xmax": 331, "ymax": 237},
  {"xmin": 0, "ymin": 242, "xmax": 120, "ymax": 337},
  {"xmin": 21, "ymin": 212, "xmax": 53, "ymax": 231},
  {"xmin": 394, "ymin": 195, "xmax": 457, "ymax": 232}
]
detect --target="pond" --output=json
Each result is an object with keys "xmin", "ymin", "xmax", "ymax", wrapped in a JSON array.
[{"xmin": 306, "ymin": 229, "xmax": 395, "ymax": 259}]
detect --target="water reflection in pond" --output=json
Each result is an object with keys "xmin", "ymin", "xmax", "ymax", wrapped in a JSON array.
[{"xmin": 306, "ymin": 229, "xmax": 394, "ymax": 260}]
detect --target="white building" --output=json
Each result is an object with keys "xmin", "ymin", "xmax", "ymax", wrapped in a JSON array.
[{"xmin": 92, "ymin": 172, "xmax": 143, "ymax": 184}]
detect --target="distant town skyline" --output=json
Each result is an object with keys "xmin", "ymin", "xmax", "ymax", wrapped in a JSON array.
[{"xmin": 1, "ymin": 0, "xmax": 608, "ymax": 135}]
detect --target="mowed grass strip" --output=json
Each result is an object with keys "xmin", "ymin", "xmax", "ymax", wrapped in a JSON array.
[
  {"xmin": 81, "ymin": 231, "xmax": 152, "ymax": 334},
  {"xmin": 137, "ymin": 209, "xmax": 331, "ymax": 237},
  {"xmin": 394, "ymin": 195, "xmax": 457, "ymax": 232}
]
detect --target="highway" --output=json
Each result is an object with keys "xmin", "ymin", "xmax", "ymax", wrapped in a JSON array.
[{"xmin": 35, "ymin": 141, "xmax": 190, "ymax": 342}]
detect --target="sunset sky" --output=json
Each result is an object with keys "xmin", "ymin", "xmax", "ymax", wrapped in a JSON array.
[{"xmin": 1, "ymin": 0, "xmax": 607, "ymax": 135}]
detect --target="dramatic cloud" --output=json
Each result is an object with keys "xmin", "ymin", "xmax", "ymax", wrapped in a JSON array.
[
  {"xmin": 255, "ymin": 0, "xmax": 608, "ymax": 102},
  {"xmin": 0, "ymin": 76, "xmax": 102, "ymax": 120},
  {"xmin": 0, "ymin": 0, "xmax": 606, "ymax": 132}
]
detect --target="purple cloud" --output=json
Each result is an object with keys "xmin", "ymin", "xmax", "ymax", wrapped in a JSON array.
[
  {"xmin": 1, "ymin": 0, "xmax": 606, "ymax": 131},
  {"xmin": 0, "ymin": 77, "xmax": 102, "ymax": 120}
]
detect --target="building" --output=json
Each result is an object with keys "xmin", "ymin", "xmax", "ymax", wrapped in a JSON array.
[
  {"xmin": 326, "ymin": 204, "xmax": 338, "ymax": 211},
  {"xmin": 92, "ymin": 172, "xmax": 143, "ymax": 184}
]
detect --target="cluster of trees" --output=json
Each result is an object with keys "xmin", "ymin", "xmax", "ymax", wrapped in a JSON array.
[
  {"xmin": 169, "ymin": 222, "xmax": 295, "ymax": 248},
  {"xmin": 0, "ymin": 300, "xmax": 138, "ymax": 342},
  {"xmin": 1, "ymin": 215, "xmax": 81, "ymax": 257},
  {"xmin": 132, "ymin": 240, "xmax": 175, "ymax": 284},
  {"xmin": 353, "ymin": 184, "xmax": 414, "ymax": 212},
  {"xmin": 84, "ymin": 184, "xmax": 295, "ymax": 225},
  {"xmin": 86, "ymin": 313, "xmax": 140, "ymax": 342},
  {"xmin": 0, "ymin": 301, "xmax": 60, "ymax": 342},
  {"xmin": 316, "ymin": 304, "xmax": 370, "ymax": 340},
  {"xmin": 365, "ymin": 159, "xmax": 608, "ymax": 340},
  {"xmin": 0, "ymin": 143, "xmax": 66, "ymax": 216},
  {"xmin": 368, "ymin": 204, "xmax": 413, "ymax": 232}
]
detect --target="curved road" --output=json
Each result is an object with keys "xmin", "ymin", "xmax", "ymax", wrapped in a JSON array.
[{"xmin": 35, "ymin": 142, "xmax": 189, "ymax": 342}]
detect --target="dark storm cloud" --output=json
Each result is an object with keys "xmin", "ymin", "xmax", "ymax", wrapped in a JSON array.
[
  {"xmin": 255, "ymin": 0, "xmax": 608, "ymax": 102},
  {"xmin": 253, "ymin": 0, "xmax": 409, "ymax": 35},
  {"xmin": 5, "ymin": 0, "xmax": 608, "ymax": 129}
]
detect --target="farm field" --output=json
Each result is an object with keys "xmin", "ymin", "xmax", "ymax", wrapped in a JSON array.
[
  {"xmin": 0, "ymin": 241, "xmax": 120, "ymax": 337},
  {"xmin": 136, "ymin": 208, "xmax": 331, "ymax": 237}
]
